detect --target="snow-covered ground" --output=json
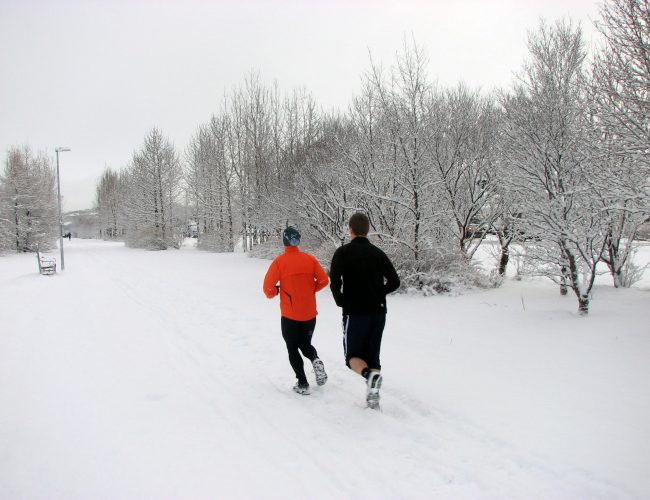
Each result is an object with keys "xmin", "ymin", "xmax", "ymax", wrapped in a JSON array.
[{"xmin": 1, "ymin": 238, "xmax": 649, "ymax": 499}]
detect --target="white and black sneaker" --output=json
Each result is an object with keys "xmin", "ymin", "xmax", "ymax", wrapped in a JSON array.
[
  {"xmin": 293, "ymin": 382, "xmax": 311, "ymax": 395},
  {"xmin": 312, "ymin": 358, "xmax": 328, "ymax": 386},
  {"xmin": 366, "ymin": 372, "xmax": 382, "ymax": 410}
]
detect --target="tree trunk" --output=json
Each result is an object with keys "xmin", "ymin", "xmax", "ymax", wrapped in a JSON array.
[
  {"xmin": 606, "ymin": 237, "xmax": 622, "ymax": 288},
  {"xmin": 560, "ymin": 264, "xmax": 569, "ymax": 295},
  {"xmin": 498, "ymin": 247, "xmax": 510, "ymax": 276},
  {"xmin": 14, "ymin": 200, "xmax": 20, "ymax": 253},
  {"xmin": 158, "ymin": 168, "xmax": 166, "ymax": 248},
  {"xmin": 242, "ymin": 221, "xmax": 247, "ymax": 253},
  {"xmin": 226, "ymin": 190, "xmax": 234, "ymax": 251},
  {"xmin": 578, "ymin": 295, "xmax": 589, "ymax": 315}
]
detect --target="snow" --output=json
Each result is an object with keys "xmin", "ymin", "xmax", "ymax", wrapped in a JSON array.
[{"xmin": 1, "ymin": 238, "xmax": 649, "ymax": 499}]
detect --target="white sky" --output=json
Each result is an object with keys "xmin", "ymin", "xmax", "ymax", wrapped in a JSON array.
[{"xmin": 0, "ymin": 0, "xmax": 602, "ymax": 211}]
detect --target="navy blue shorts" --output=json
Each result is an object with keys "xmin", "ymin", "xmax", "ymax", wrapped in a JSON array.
[{"xmin": 342, "ymin": 313, "xmax": 386, "ymax": 370}]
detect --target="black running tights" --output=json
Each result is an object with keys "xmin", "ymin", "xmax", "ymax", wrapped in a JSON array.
[{"xmin": 281, "ymin": 316, "xmax": 318, "ymax": 385}]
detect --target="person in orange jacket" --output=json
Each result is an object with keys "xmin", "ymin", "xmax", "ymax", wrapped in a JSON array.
[{"xmin": 263, "ymin": 226, "xmax": 329, "ymax": 395}]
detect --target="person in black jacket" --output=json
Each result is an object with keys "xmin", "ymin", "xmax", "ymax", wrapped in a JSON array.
[{"xmin": 329, "ymin": 212, "xmax": 400, "ymax": 409}]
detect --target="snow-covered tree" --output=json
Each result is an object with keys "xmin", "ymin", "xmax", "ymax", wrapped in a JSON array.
[
  {"xmin": 585, "ymin": 122, "xmax": 649, "ymax": 287},
  {"xmin": 366, "ymin": 43, "xmax": 435, "ymax": 267},
  {"xmin": 428, "ymin": 84, "xmax": 501, "ymax": 259},
  {"xmin": 501, "ymin": 20, "xmax": 607, "ymax": 314},
  {"xmin": 593, "ymin": 0, "xmax": 650, "ymax": 171},
  {"xmin": 123, "ymin": 129, "xmax": 183, "ymax": 249},
  {"xmin": 327, "ymin": 42, "xmax": 501, "ymax": 289},
  {"xmin": 591, "ymin": 0, "xmax": 650, "ymax": 286},
  {"xmin": 0, "ymin": 146, "xmax": 58, "ymax": 253},
  {"xmin": 223, "ymin": 73, "xmax": 277, "ymax": 250},
  {"xmin": 185, "ymin": 116, "xmax": 235, "ymax": 251},
  {"xmin": 327, "ymin": 41, "xmax": 442, "ymax": 284},
  {"xmin": 288, "ymin": 114, "xmax": 355, "ymax": 249},
  {"xmin": 95, "ymin": 167, "xmax": 125, "ymax": 240},
  {"xmin": 262, "ymin": 86, "xmax": 323, "ymax": 242}
]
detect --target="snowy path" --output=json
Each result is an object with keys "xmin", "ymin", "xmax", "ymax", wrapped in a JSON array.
[{"xmin": 1, "ymin": 240, "xmax": 649, "ymax": 499}]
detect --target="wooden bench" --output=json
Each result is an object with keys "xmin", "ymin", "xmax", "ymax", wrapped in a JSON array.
[{"xmin": 36, "ymin": 250, "xmax": 56, "ymax": 275}]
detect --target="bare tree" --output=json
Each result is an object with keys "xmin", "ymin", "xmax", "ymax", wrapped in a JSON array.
[
  {"xmin": 501, "ymin": 20, "xmax": 607, "ymax": 314},
  {"xmin": 489, "ymin": 157, "xmax": 530, "ymax": 278},
  {"xmin": 343, "ymin": 41, "xmax": 438, "ymax": 275},
  {"xmin": 123, "ymin": 129, "xmax": 183, "ymax": 249},
  {"xmin": 593, "ymin": 0, "xmax": 650, "ymax": 166},
  {"xmin": 586, "ymin": 123, "xmax": 649, "ymax": 287},
  {"xmin": 0, "ymin": 146, "xmax": 58, "ymax": 253},
  {"xmin": 289, "ymin": 114, "xmax": 355, "ymax": 249},
  {"xmin": 591, "ymin": 0, "xmax": 650, "ymax": 286},
  {"xmin": 95, "ymin": 167, "xmax": 125, "ymax": 240},
  {"xmin": 185, "ymin": 116, "xmax": 235, "ymax": 251},
  {"xmin": 428, "ymin": 84, "xmax": 501, "ymax": 259},
  {"xmin": 316, "ymin": 41, "xmax": 499, "ymax": 290}
]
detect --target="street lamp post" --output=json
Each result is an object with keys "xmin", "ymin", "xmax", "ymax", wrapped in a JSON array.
[{"xmin": 55, "ymin": 147, "xmax": 70, "ymax": 270}]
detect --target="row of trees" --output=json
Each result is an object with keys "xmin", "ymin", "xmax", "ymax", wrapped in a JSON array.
[
  {"xmin": 91, "ymin": 0, "xmax": 648, "ymax": 314},
  {"xmin": 95, "ymin": 76, "xmax": 322, "ymax": 252},
  {"xmin": 95, "ymin": 129, "xmax": 184, "ymax": 249}
]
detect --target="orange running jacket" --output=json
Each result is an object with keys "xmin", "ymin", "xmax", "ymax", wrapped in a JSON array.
[{"xmin": 263, "ymin": 246, "xmax": 329, "ymax": 321}]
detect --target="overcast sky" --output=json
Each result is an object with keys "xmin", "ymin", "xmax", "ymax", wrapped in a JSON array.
[{"xmin": 1, "ymin": 0, "xmax": 602, "ymax": 211}]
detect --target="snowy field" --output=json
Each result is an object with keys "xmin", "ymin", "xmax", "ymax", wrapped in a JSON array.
[{"xmin": 1, "ymin": 238, "xmax": 649, "ymax": 499}]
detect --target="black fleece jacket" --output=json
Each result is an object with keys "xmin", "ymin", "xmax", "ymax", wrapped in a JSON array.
[{"xmin": 329, "ymin": 237, "xmax": 400, "ymax": 315}]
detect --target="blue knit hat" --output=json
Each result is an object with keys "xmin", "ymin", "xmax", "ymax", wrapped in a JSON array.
[{"xmin": 283, "ymin": 226, "xmax": 301, "ymax": 246}]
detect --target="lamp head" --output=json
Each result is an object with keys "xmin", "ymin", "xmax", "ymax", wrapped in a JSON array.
[{"xmin": 55, "ymin": 147, "xmax": 71, "ymax": 152}]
